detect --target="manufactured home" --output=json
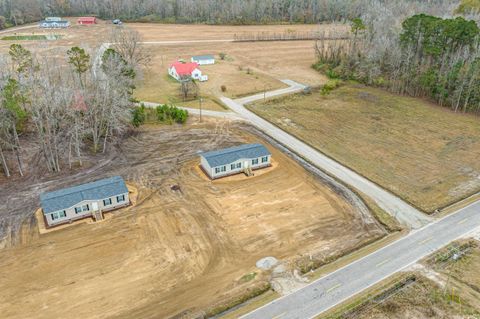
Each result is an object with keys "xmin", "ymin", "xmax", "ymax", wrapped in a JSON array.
[
  {"xmin": 40, "ymin": 176, "xmax": 129, "ymax": 227},
  {"xmin": 191, "ymin": 55, "xmax": 215, "ymax": 65},
  {"xmin": 200, "ymin": 143, "xmax": 271, "ymax": 179},
  {"xmin": 39, "ymin": 19, "xmax": 70, "ymax": 28},
  {"xmin": 78, "ymin": 17, "xmax": 97, "ymax": 25}
]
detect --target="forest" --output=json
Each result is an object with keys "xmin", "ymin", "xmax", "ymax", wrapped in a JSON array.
[
  {"xmin": 1, "ymin": 0, "xmax": 478, "ymax": 28},
  {"xmin": 315, "ymin": 2, "xmax": 480, "ymax": 114},
  {"xmin": 0, "ymin": 28, "xmax": 147, "ymax": 178}
]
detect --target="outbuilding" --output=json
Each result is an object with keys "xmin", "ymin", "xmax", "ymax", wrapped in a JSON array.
[
  {"xmin": 40, "ymin": 176, "xmax": 130, "ymax": 227},
  {"xmin": 78, "ymin": 17, "xmax": 97, "ymax": 25},
  {"xmin": 168, "ymin": 61, "xmax": 208, "ymax": 82},
  {"xmin": 200, "ymin": 143, "xmax": 272, "ymax": 179},
  {"xmin": 191, "ymin": 55, "xmax": 215, "ymax": 65}
]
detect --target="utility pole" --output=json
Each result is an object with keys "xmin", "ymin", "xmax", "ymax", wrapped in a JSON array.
[{"xmin": 199, "ymin": 97, "xmax": 203, "ymax": 122}]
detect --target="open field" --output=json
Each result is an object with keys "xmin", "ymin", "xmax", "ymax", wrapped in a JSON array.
[
  {"xmin": 0, "ymin": 119, "xmax": 385, "ymax": 319},
  {"xmin": 247, "ymin": 84, "xmax": 480, "ymax": 213}
]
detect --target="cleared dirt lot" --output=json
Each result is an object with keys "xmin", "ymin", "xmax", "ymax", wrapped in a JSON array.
[
  {"xmin": 0, "ymin": 119, "xmax": 385, "ymax": 319},
  {"xmin": 248, "ymin": 84, "xmax": 480, "ymax": 213}
]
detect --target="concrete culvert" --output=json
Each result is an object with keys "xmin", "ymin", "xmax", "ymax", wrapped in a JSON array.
[{"xmin": 256, "ymin": 257, "xmax": 278, "ymax": 270}]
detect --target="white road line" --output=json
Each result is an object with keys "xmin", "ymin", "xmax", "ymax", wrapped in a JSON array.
[{"xmin": 376, "ymin": 258, "xmax": 391, "ymax": 267}]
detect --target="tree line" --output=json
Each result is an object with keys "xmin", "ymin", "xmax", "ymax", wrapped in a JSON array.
[
  {"xmin": 0, "ymin": 28, "xmax": 150, "ymax": 178},
  {"xmin": 315, "ymin": 6, "xmax": 480, "ymax": 114},
  {"xmin": 1, "ymin": 0, "xmax": 465, "ymax": 29}
]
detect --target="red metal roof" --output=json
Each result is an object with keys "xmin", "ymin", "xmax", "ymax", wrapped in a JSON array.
[
  {"xmin": 170, "ymin": 61, "xmax": 199, "ymax": 76},
  {"xmin": 78, "ymin": 17, "xmax": 96, "ymax": 22}
]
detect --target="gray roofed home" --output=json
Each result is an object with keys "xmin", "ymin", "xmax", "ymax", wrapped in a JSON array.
[
  {"xmin": 200, "ymin": 143, "xmax": 272, "ymax": 179},
  {"xmin": 40, "ymin": 176, "xmax": 130, "ymax": 227},
  {"xmin": 39, "ymin": 20, "xmax": 70, "ymax": 28},
  {"xmin": 191, "ymin": 54, "xmax": 215, "ymax": 65}
]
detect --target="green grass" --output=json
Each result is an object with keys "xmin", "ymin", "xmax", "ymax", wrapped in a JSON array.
[
  {"xmin": 247, "ymin": 84, "xmax": 480, "ymax": 213},
  {"xmin": 1, "ymin": 35, "xmax": 62, "ymax": 41}
]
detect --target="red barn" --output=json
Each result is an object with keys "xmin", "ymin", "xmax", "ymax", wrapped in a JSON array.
[{"xmin": 77, "ymin": 17, "xmax": 96, "ymax": 25}]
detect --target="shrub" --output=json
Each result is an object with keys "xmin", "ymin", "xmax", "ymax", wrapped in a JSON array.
[
  {"xmin": 221, "ymin": 85, "xmax": 227, "ymax": 92},
  {"xmin": 156, "ymin": 104, "xmax": 189, "ymax": 124},
  {"xmin": 219, "ymin": 52, "xmax": 226, "ymax": 60},
  {"xmin": 131, "ymin": 104, "xmax": 146, "ymax": 127},
  {"xmin": 321, "ymin": 79, "xmax": 342, "ymax": 95}
]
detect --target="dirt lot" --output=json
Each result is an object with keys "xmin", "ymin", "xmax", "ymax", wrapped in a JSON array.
[
  {"xmin": 0, "ymin": 118, "xmax": 385, "ymax": 319},
  {"xmin": 248, "ymin": 84, "xmax": 480, "ymax": 213}
]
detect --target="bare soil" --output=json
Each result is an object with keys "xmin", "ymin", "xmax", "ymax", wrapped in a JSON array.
[{"xmin": 0, "ymin": 119, "xmax": 385, "ymax": 319}]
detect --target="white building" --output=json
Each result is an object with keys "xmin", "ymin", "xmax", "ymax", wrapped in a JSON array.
[
  {"xmin": 168, "ymin": 61, "xmax": 208, "ymax": 82},
  {"xmin": 200, "ymin": 143, "xmax": 272, "ymax": 179},
  {"xmin": 191, "ymin": 55, "xmax": 215, "ymax": 65},
  {"xmin": 40, "ymin": 176, "xmax": 130, "ymax": 227}
]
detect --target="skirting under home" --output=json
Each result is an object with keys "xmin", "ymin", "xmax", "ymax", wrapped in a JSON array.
[{"xmin": 200, "ymin": 143, "xmax": 272, "ymax": 179}]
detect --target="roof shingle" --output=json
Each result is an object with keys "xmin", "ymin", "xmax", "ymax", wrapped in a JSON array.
[{"xmin": 201, "ymin": 143, "xmax": 271, "ymax": 167}]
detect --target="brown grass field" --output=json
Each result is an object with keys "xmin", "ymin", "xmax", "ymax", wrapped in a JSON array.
[
  {"xmin": 0, "ymin": 22, "xmax": 337, "ymax": 111},
  {"xmin": 0, "ymin": 118, "xmax": 385, "ymax": 319},
  {"xmin": 248, "ymin": 84, "xmax": 480, "ymax": 213}
]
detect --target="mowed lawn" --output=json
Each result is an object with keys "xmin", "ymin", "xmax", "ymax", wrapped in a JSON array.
[{"xmin": 248, "ymin": 84, "xmax": 480, "ymax": 212}]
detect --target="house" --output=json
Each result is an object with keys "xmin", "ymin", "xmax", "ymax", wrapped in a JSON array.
[
  {"xmin": 40, "ymin": 176, "xmax": 130, "ymax": 227},
  {"xmin": 200, "ymin": 143, "xmax": 272, "ymax": 179},
  {"xmin": 191, "ymin": 55, "xmax": 215, "ymax": 65},
  {"xmin": 168, "ymin": 61, "xmax": 208, "ymax": 82},
  {"xmin": 39, "ymin": 19, "xmax": 70, "ymax": 28},
  {"xmin": 78, "ymin": 17, "xmax": 97, "ymax": 25}
]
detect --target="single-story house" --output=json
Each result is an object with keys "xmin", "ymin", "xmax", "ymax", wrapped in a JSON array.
[
  {"xmin": 200, "ymin": 143, "xmax": 272, "ymax": 179},
  {"xmin": 39, "ymin": 19, "xmax": 70, "ymax": 28},
  {"xmin": 191, "ymin": 55, "xmax": 215, "ymax": 65},
  {"xmin": 40, "ymin": 176, "xmax": 130, "ymax": 227},
  {"xmin": 78, "ymin": 17, "xmax": 97, "ymax": 25},
  {"xmin": 168, "ymin": 61, "xmax": 208, "ymax": 82}
]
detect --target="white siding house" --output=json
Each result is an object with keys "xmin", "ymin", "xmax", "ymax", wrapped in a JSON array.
[
  {"xmin": 40, "ymin": 176, "xmax": 130, "ymax": 227},
  {"xmin": 168, "ymin": 61, "xmax": 208, "ymax": 82},
  {"xmin": 200, "ymin": 143, "xmax": 271, "ymax": 179},
  {"xmin": 39, "ymin": 19, "xmax": 70, "ymax": 28},
  {"xmin": 191, "ymin": 55, "xmax": 215, "ymax": 65}
]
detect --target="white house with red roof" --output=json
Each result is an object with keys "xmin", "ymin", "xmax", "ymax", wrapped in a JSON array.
[{"xmin": 168, "ymin": 61, "xmax": 208, "ymax": 82}]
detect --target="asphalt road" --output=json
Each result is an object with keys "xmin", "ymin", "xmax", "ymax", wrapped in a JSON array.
[
  {"xmin": 240, "ymin": 200, "xmax": 480, "ymax": 319},
  {"xmin": 221, "ymin": 80, "xmax": 431, "ymax": 229}
]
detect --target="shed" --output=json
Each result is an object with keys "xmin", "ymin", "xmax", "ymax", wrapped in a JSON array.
[
  {"xmin": 191, "ymin": 55, "xmax": 215, "ymax": 65},
  {"xmin": 200, "ymin": 143, "xmax": 271, "ymax": 179},
  {"xmin": 40, "ymin": 176, "xmax": 129, "ymax": 227},
  {"xmin": 78, "ymin": 17, "xmax": 97, "ymax": 25}
]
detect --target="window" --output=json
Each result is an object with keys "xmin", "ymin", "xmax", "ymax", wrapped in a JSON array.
[
  {"xmin": 76, "ymin": 205, "xmax": 89, "ymax": 214},
  {"xmin": 236, "ymin": 162, "xmax": 242, "ymax": 169},
  {"xmin": 75, "ymin": 207, "xmax": 82, "ymax": 214},
  {"xmin": 117, "ymin": 195, "xmax": 125, "ymax": 203},
  {"xmin": 262, "ymin": 156, "xmax": 269, "ymax": 163},
  {"xmin": 231, "ymin": 164, "xmax": 236, "ymax": 170},
  {"xmin": 103, "ymin": 198, "xmax": 112, "ymax": 206},
  {"xmin": 215, "ymin": 166, "xmax": 226, "ymax": 174},
  {"xmin": 252, "ymin": 158, "xmax": 259, "ymax": 165},
  {"xmin": 82, "ymin": 204, "xmax": 89, "ymax": 211},
  {"xmin": 51, "ymin": 210, "xmax": 66, "ymax": 220}
]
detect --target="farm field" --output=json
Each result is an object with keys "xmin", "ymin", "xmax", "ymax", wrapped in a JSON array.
[
  {"xmin": 0, "ymin": 119, "xmax": 385, "ymax": 319},
  {"xmin": 247, "ymin": 84, "xmax": 480, "ymax": 213},
  {"xmin": 0, "ymin": 22, "xmax": 337, "ymax": 111}
]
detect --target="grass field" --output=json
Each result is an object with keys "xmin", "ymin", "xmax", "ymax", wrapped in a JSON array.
[
  {"xmin": 248, "ymin": 83, "xmax": 480, "ymax": 212},
  {"xmin": 1, "ymin": 35, "xmax": 62, "ymax": 41}
]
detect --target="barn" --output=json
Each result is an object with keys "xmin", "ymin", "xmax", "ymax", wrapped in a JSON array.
[
  {"xmin": 40, "ymin": 176, "xmax": 130, "ymax": 227},
  {"xmin": 168, "ymin": 61, "xmax": 208, "ymax": 82},
  {"xmin": 200, "ymin": 143, "xmax": 272, "ymax": 179},
  {"xmin": 77, "ymin": 17, "xmax": 97, "ymax": 25},
  {"xmin": 191, "ymin": 55, "xmax": 215, "ymax": 65}
]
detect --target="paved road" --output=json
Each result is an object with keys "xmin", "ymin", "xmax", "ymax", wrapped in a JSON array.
[
  {"xmin": 241, "ymin": 200, "xmax": 480, "ymax": 319},
  {"xmin": 221, "ymin": 80, "xmax": 431, "ymax": 229}
]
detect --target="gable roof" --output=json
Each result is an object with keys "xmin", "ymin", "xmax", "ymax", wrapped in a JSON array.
[
  {"xmin": 192, "ymin": 55, "xmax": 215, "ymax": 61},
  {"xmin": 201, "ymin": 143, "xmax": 271, "ymax": 167},
  {"xmin": 170, "ymin": 61, "xmax": 199, "ymax": 76},
  {"xmin": 40, "ymin": 176, "xmax": 128, "ymax": 214},
  {"xmin": 40, "ymin": 20, "xmax": 69, "ymax": 24}
]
